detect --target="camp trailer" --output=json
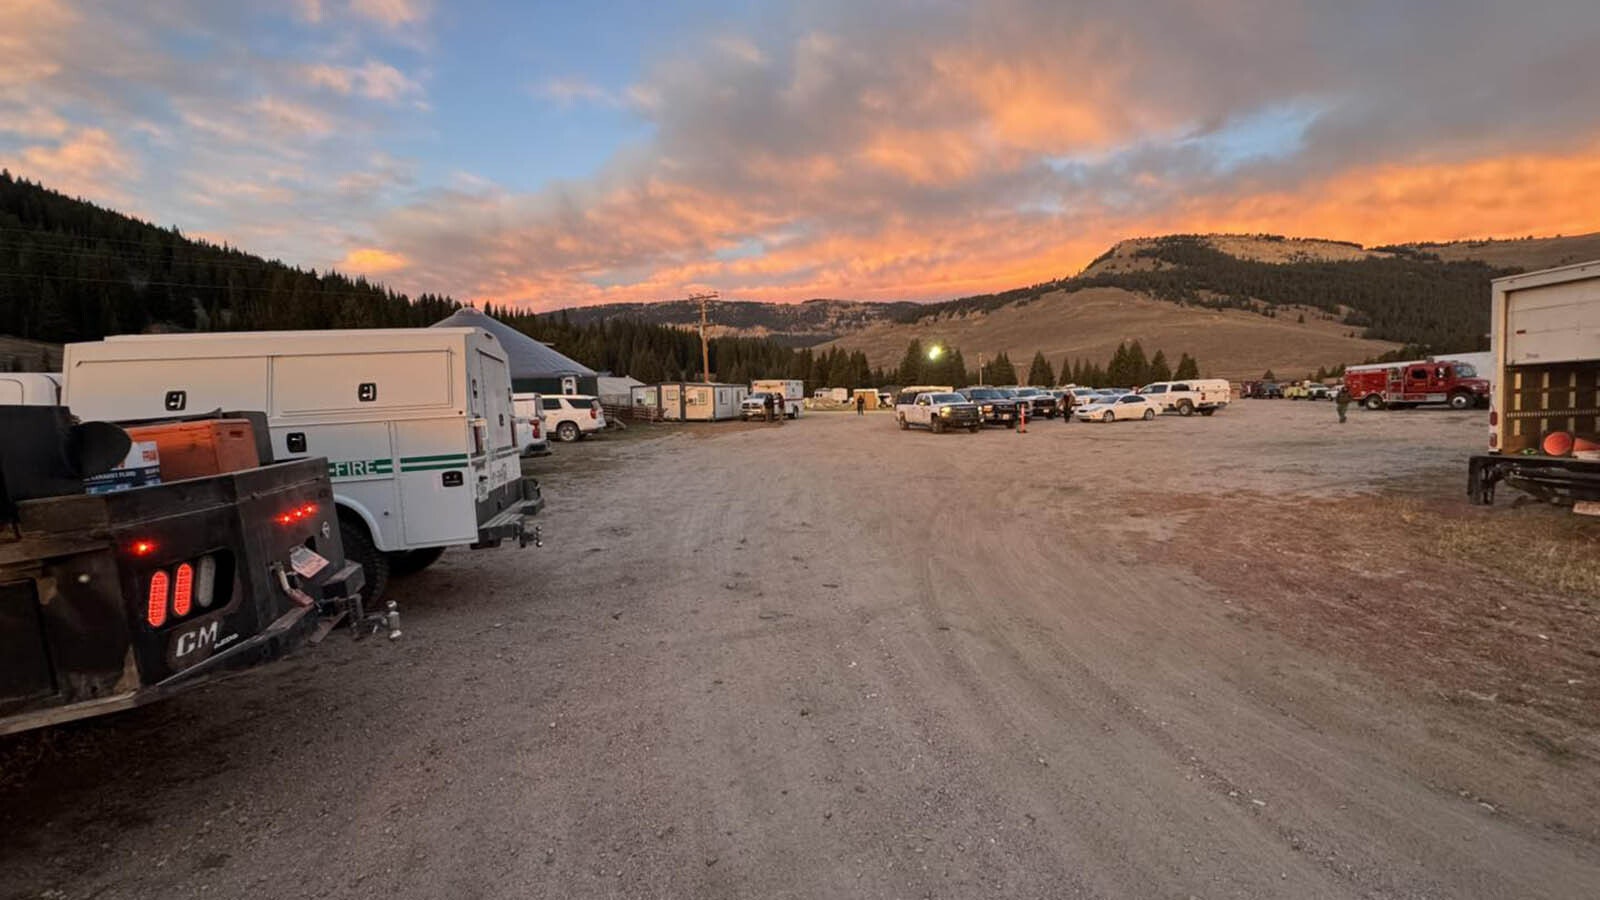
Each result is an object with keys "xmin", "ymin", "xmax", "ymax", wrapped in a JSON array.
[
  {"xmin": 657, "ymin": 382, "xmax": 749, "ymax": 421},
  {"xmin": 62, "ymin": 328, "xmax": 544, "ymax": 600}
]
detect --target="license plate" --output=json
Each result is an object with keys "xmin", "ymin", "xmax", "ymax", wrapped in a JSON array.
[
  {"xmin": 289, "ymin": 545, "xmax": 330, "ymax": 578},
  {"xmin": 1574, "ymin": 501, "xmax": 1600, "ymax": 517}
]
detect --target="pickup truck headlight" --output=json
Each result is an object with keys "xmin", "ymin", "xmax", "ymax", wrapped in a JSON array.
[
  {"xmin": 939, "ymin": 407, "xmax": 952, "ymax": 416},
  {"xmin": 981, "ymin": 404, "xmax": 993, "ymax": 413}
]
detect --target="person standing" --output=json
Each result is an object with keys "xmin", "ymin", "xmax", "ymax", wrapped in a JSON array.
[
  {"xmin": 764, "ymin": 392, "xmax": 775, "ymax": 423},
  {"xmin": 775, "ymin": 392, "xmax": 786, "ymax": 425},
  {"xmin": 1061, "ymin": 391, "xmax": 1074, "ymax": 423},
  {"xmin": 855, "ymin": 393, "xmax": 866, "ymax": 416},
  {"xmin": 1335, "ymin": 385, "xmax": 1351, "ymax": 424}
]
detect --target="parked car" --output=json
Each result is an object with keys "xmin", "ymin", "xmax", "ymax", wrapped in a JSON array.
[
  {"xmin": 742, "ymin": 391, "xmax": 779, "ymax": 420},
  {"xmin": 895, "ymin": 391, "xmax": 982, "ymax": 433},
  {"xmin": 514, "ymin": 414, "xmax": 550, "ymax": 457},
  {"xmin": 1255, "ymin": 382, "xmax": 1284, "ymax": 399},
  {"xmin": 542, "ymin": 394, "xmax": 606, "ymax": 441},
  {"xmin": 1075, "ymin": 393, "xmax": 1161, "ymax": 422},
  {"xmin": 958, "ymin": 386, "xmax": 1021, "ymax": 427}
]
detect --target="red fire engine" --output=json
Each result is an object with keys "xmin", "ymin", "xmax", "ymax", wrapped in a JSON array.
[{"xmin": 1343, "ymin": 358, "xmax": 1489, "ymax": 410}]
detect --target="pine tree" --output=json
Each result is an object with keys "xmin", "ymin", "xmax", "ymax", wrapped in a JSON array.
[
  {"xmin": 1175, "ymin": 353, "xmax": 1200, "ymax": 380},
  {"xmin": 1148, "ymin": 350, "xmax": 1171, "ymax": 382},
  {"xmin": 1126, "ymin": 340, "xmax": 1149, "ymax": 386},
  {"xmin": 1262, "ymin": 369, "xmax": 1277, "ymax": 381},
  {"xmin": 1026, "ymin": 351, "xmax": 1054, "ymax": 387},
  {"xmin": 989, "ymin": 352, "xmax": 1018, "ymax": 385},
  {"xmin": 897, "ymin": 339, "xmax": 924, "ymax": 385}
]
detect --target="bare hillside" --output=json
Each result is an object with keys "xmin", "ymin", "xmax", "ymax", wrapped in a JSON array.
[
  {"xmin": 826, "ymin": 287, "xmax": 1399, "ymax": 382},
  {"xmin": 1082, "ymin": 234, "xmax": 1389, "ymax": 278},
  {"xmin": 1405, "ymin": 232, "xmax": 1600, "ymax": 271}
]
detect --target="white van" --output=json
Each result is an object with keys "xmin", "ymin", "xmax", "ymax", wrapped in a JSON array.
[
  {"xmin": 0, "ymin": 372, "xmax": 62, "ymax": 405},
  {"xmin": 1137, "ymin": 379, "xmax": 1232, "ymax": 416},
  {"xmin": 62, "ymin": 328, "xmax": 543, "ymax": 600}
]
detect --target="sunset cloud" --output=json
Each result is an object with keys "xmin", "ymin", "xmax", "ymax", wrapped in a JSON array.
[{"xmin": 1, "ymin": 0, "xmax": 1595, "ymax": 314}]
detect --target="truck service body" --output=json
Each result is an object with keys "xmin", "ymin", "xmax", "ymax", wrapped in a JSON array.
[
  {"xmin": 1468, "ymin": 260, "xmax": 1600, "ymax": 506},
  {"xmin": 1344, "ymin": 358, "xmax": 1489, "ymax": 410},
  {"xmin": 0, "ymin": 407, "xmax": 363, "ymax": 735},
  {"xmin": 751, "ymin": 379, "xmax": 804, "ymax": 418},
  {"xmin": 62, "ymin": 328, "xmax": 543, "ymax": 598}
]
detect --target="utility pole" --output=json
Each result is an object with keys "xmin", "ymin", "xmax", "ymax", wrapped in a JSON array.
[{"xmin": 687, "ymin": 291, "xmax": 719, "ymax": 382}]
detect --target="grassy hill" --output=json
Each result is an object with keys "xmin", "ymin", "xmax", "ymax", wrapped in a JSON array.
[
  {"xmin": 824, "ymin": 286, "xmax": 1400, "ymax": 382},
  {"xmin": 551, "ymin": 297, "xmax": 919, "ymax": 347}
]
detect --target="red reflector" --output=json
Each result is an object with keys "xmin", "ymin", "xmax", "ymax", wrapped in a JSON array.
[
  {"xmin": 590, "ymin": 407, "xmax": 598, "ymax": 419},
  {"xmin": 147, "ymin": 570, "xmax": 170, "ymax": 627},
  {"xmin": 132, "ymin": 540, "xmax": 157, "ymax": 557},
  {"xmin": 172, "ymin": 563, "xmax": 194, "ymax": 616},
  {"xmin": 1489, "ymin": 411, "xmax": 1498, "ymax": 426}
]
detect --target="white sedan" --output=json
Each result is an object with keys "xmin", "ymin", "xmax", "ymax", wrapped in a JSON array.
[{"xmin": 1075, "ymin": 394, "xmax": 1161, "ymax": 422}]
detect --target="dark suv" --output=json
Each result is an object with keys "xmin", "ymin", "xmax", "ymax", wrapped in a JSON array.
[
  {"xmin": 1007, "ymin": 387, "xmax": 1059, "ymax": 419},
  {"xmin": 958, "ymin": 387, "xmax": 1021, "ymax": 427}
]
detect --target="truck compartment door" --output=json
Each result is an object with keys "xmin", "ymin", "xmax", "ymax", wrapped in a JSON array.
[
  {"xmin": 394, "ymin": 419, "xmax": 480, "ymax": 547},
  {"xmin": 1507, "ymin": 278, "xmax": 1600, "ymax": 365}
]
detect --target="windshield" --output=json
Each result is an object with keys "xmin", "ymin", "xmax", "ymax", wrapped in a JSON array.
[
  {"xmin": 930, "ymin": 393, "xmax": 966, "ymax": 403},
  {"xmin": 964, "ymin": 389, "xmax": 1001, "ymax": 399}
]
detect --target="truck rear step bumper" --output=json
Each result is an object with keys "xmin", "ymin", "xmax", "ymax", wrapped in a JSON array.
[{"xmin": 1468, "ymin": 454, "xmax": 1600, "ymax": 505}]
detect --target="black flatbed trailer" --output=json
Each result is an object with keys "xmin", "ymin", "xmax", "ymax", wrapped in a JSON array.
[{"xmin": 1, "ymin": 454, "xmax": 362, "ymax": 736}]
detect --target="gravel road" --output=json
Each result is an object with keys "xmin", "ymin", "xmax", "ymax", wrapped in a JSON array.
[{"xmin": 3, "ymin": 401, "xmax": 1597, "ymax": 899}]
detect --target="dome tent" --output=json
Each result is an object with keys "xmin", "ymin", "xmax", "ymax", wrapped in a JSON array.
[{"xmin": 431, "ymin": 307, "xmax": 598, "ymax": 396}]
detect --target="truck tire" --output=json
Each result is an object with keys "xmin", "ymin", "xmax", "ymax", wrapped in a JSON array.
[
  {"xmin": 932, "ymin": 418, "xmax": 945, "ymax": 434},
  {"xmin": 339, "ymin": 515, "xmax": 388, "ymax": 606},
  {"xmin": 968, "ymin": 424, "xmax": 980, "ymax": 433},
  {"xmin": 557, "ymin": 421, "xmax": 580, "ymax": 442},
  {"xmin": 388, "ymin": 546, "xmax": 445, "ymax": 576},
  {"xmin": 1176, "ymin": 400, "xmax": 1194, "ymax": 417},
  {"xmin": 1364, "ymin": 395, "xmax": 1384, "ymax": 411},
  {"xmin": 1448, "ymin": 392, "xmax": 1472, "ymax": 410},
  {"xmin": 897, "ymin": 414, "xmax": 909, "ymax": 430}
]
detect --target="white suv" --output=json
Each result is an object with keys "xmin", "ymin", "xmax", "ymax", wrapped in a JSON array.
[{"xmin": 540, "ymin": 394, "xmax": 606, "ymax": 442}]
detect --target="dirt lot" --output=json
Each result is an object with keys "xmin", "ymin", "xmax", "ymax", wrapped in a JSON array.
[{"xmin": 3, "ymin": 401, "xmax": 1598, "ymax": 899}]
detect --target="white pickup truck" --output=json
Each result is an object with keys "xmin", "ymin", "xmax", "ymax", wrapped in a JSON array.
[
  {"xmin": 895, "ymin": 390, "xmax": 982, "ymax": 433},
  {"xmin": 1136, "ymin": 379, "xmax": 1232, "ymax": 416}
]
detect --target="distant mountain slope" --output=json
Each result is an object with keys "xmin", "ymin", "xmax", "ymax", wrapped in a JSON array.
[
  {"xmin": 825, "ymin": 286, "xmax": 1400, "ymax": 382},
  {"xmin": 1399, "ymin": 232, "xmax": 1600, "ymax": 271},
  {"xmin": 549, "ymin": 297, "xmax": 920, "ymax": 346}
]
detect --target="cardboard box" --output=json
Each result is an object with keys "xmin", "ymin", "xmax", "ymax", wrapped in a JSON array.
[
  {"xmin": 85, "ymin": 441, "xmax": 162, "ymax": 495},
  {"xmin": 124, "ymin": 419, "xmax": 260, "ymax": 483}
]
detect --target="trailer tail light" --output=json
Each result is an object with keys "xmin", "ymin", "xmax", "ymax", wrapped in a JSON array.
[
  {"xmin": 131, "ymin": 539, "xmax": 158, "ymax": 557},
  {"xmin": 172, "ymin": 563, "xmax": 194, "ymax": 616},
  {"xmin": 147, "ymin": 570, "xmax": 170, "ymax": 627},
  {"xmin": 275, "ymin": 502, "xmax": 318, "ymax": 526},
  {"xmin": 1489, "ymin": 410, "xmax": 1498, "ymax": 427},
  {"xmin": 195, "ymin": 555, "xmax": 217, "ymax": 608}
]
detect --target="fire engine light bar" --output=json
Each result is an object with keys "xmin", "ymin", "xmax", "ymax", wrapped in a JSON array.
[{"xmin": 147, "ymin": 570, "xmax": 170, "ymax": 627}]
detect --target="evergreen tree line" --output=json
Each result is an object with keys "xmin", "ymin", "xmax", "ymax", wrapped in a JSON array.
[
  {"xmin": 0, "ymin": 172, "xmax": 873, "ymax": 386},
  {"xmin": 892, "ymin": 339, "xmax": 1199, "ymax": 389}
]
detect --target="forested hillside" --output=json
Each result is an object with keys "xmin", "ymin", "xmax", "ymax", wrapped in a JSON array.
[
  {"xmin": 0, "ymin": 173, "xmax": 881, "ymax": 386},
  {"xmin": 0, "ymin": 172, "xmax": 460, "ymax": 342}
]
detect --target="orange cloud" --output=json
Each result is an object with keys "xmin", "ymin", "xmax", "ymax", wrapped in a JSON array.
[
  {"xmin": 349, "ymin": 0, "xmax": 430, "ymax": 28},
  {"xmin": 1, "ymin": 128, "xmax": 136, "ymax": 201},
  {"xmin": 339, "ymin": 247, "xmax": 409, "ymax": 274}
]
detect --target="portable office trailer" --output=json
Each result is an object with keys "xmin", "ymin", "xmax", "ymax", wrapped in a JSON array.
[
  {"xmin": 658, "ymin": 382, "xmax": 748, "ymax": 421},
  {"xmin": 0, "ymin": 372, "xmax": 62, "ymax": 405},
  {"xmin": 62, "ymin": 329, "xmax": 543, "ymax": 598}
]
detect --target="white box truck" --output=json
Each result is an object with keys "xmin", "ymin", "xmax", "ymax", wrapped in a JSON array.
[
  {"xmin": 0, "ymin": 372, "xmax": 62, "ymax": 405},
  {"xmin": 62, "ymin": 328, "xmax": 543, "ymax": 600},
  {"xmin": 1468, "ymin": 260, "xmax": 1600, "ymax": 507},
  {"xmin": 751, "ymin": 379, "xmax": 803, "ymax": 418}
]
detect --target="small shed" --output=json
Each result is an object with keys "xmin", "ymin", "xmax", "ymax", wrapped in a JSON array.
[
  {"xmin": 597, "ymin": 374, "xmax": 645, "ymax": 406},
  {"xmin": 656, "ymin": 382, "xmax": 748, "ymax": 421},
  {"xmin": 431, "ymin": 307, "xmax": 598, "ymax": 395}
]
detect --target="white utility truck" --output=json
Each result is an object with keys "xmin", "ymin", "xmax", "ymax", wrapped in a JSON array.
[
  {"xmin": 1135, "ymin": 379, "xmax": 1232, "ymax": 416},
  {"xmin": 1468, "ymin": 260, "xmax": 1600, "ymax": 508},
  {"xmin": 0, "ymin": 372, "xmax": 62, "ymax": 405},
  {"xmin": 62, "ymin": 328, "xmax": 544, "ymax": 601},
  {"xmin": 751, "ymin": 379, "xmax": 803, "ymax": 418}
]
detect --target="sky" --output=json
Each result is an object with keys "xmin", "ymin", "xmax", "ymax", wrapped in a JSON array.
[{"xmin": 3, "ymin": 0, "xmax": 1598, "ymax": 311}]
